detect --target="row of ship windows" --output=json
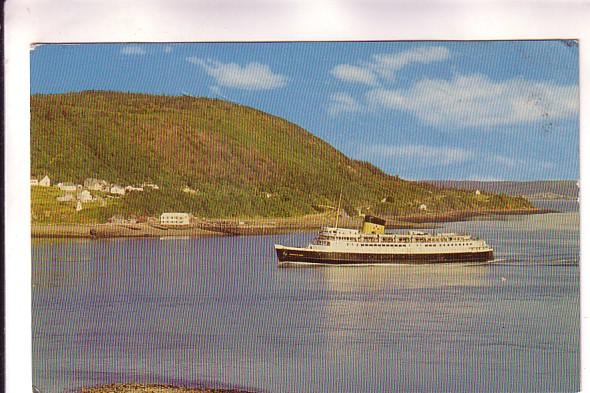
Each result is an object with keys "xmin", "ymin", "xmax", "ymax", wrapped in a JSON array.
[
  {"xmin": 330, "ymin": 237, "xmax": 470, "ymax": 243},
  {"xmin": 347, "ymin": 243, "xmax": 474, "ymax": 247},
  {"xmin": 317, "ymin": 241, "xmax": 475, "ymax": 247}
]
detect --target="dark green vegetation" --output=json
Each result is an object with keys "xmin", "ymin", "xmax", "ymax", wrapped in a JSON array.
[{"xmin": 31, "ymin": 91, "xmax": 533, "ymax": 222}]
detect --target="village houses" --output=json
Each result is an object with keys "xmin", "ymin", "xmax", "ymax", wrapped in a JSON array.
[
  {"xmin": 77, "ymin": 190, "xmax": 93, "ymax": 202},
  {"xmin": 32, "ymin": 175, "xmax": 51, "ymax": 187},
  {"xmin": 58, "ymin": 182, "xmax": 77, "ymax": 192},
  {"xmin": 56, "ymin": 194, "xmax": 75, "ymax": 202},
  {"xmin": 84, "ymin": 178, "xmax": 110, "ymax": 192},
  {"xmin": 142, "ymin": 182, "xmax": 160, "ymax": 190},
  {"xmin": 110, "ymin": 185, "xmax": 126, "ymax": 195}
]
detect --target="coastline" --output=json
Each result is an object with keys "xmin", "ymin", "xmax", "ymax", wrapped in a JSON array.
[
  {"xmin": 390, "ymin": 207, "xmax": 551, "ymax": 223},
  {"xmin": 31, "ymin": 223, "xmax": 227, "ymax": 239},
  {"xmin": 31, "ymin": 208, "xmax": 548, "ymax": 239}
]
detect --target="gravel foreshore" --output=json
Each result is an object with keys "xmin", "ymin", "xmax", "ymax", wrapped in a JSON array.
[
  {"xmin": 31, "ymin": 208, "xmax": 546, "ymax": 239},
  {"xmin": 80, "ymin": 384, "xmax": 254, "ymax": 393},
  {"xmin": 31, "ymin": 223, "xmax": 229, "ymax": 239}
]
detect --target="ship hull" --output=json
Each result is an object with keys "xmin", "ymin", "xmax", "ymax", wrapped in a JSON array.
[{"xmin": 275, "ymin": 246, "xmax": 494, "ymax": 266}]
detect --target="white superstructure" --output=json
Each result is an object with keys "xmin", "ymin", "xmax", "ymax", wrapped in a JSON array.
[{"xmin": 303, "ymin": 227, "xmax": 492, "ymax": 254}]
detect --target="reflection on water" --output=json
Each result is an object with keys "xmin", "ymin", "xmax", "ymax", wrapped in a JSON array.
[
  {"xmin": 319, "ymin": 264, "xmax": 490, "ymax": 292},
  {"xmin": 32, "ymin": 208, "xmax": 579, "ymax": 393}
]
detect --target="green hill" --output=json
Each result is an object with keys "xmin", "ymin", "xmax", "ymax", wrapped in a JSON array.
[{"xmin": 31, "ymin": 91, "xmax": 533, "ymax": 223}]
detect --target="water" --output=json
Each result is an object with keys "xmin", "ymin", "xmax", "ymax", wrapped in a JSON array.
[{"xmin": 32, "ymin": 204, "xmax": 579, "ymax": 393}]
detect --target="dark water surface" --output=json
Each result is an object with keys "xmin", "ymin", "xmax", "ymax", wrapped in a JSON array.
[{"xmin": 32, "ymin": 204, "xmax": 579, "ymax": 393}]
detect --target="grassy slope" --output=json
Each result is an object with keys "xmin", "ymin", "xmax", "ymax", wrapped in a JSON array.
[{"xmin": 31, "ymin": 91, "xmax": 533, "ymax": 223}]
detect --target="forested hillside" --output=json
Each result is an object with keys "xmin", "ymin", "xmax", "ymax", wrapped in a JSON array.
[{"xmin": 31, "ymin": 91, "xmax": 533, "ymax": 220}]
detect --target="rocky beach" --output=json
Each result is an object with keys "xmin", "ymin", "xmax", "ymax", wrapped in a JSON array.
[{"xmin": 31, "ymin": 208, "xmax": 547, "ymax": 239}]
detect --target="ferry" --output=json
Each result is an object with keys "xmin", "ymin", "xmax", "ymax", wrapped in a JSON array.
[{"xmin": 275, "ymin": 215, "xmax": 494, "ymax": 266}]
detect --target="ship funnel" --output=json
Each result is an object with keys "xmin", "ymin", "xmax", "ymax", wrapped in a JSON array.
[{"xmin": 362, "ymin": 215, "xmax": 386, "ymax": 234}]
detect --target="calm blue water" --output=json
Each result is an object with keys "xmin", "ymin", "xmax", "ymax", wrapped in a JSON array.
[{"xmin": 32, "ymin": 203, "xmax": 579, "ymax": 393}]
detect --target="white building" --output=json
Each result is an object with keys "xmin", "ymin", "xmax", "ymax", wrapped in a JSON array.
[
  {"xmin": 39, "ymin": 175, "xmax": 51, "ymax": 187},
  {"xmin": 110, "ymin": 185, "xmax": 126, "ymax": 195},
  {"xmin": 77, "ymin": 190, "xmax": 93, "ymax": 202},
  {"xmin": 56, "ymin": 193, "xmax": 74, "ymax": 202},
  {"xmin": 182, "ymin": 186, "xmax": 198, "ymax": 194},
  {"xmin": 160, "ymin": 212, "xmax": 191, "ymax": 226},
  {"xmin": 125, "ymin": 185, "xmax": 144, "ymax": 192},
  {"xmin": 31, "ymin": 177, "xmax": 39, "ymax": 186},
  {"xmin": 76, "ymin": 201, "xmax": 83, "ymax": 211},
  {"xmin": 475, "ymin": 190, "xmax": 481, "ymax": 195},
  {"xmin": 419, "ymin": 204, "xmax": 428, "ymax": 211},
  {"xmin": 84, "ymin": 178, "xmax": 109, "ymax": 191},
  {"xmin": 58, "ymin": 182, "xmax": 77, "ymax": 192},
  {"xmin": 142, "ymin": 182, "xmax": 160, "ymax": 190}
]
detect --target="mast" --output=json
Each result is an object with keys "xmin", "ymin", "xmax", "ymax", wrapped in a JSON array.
[{"xmin": 334, "ymin": 188, "xmax": 343, "ymax": 229}]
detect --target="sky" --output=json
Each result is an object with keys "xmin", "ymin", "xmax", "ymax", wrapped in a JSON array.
[{"xmin": 30, "ymin": 41, "xmax": 579, "ymax": 181}]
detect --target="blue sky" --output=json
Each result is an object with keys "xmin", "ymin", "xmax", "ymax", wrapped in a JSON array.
[{"xmin": 31, "ymin": 41, "xmax": 579, "ymax": 181}]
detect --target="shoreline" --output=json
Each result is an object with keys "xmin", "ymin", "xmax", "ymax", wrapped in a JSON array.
[
  {"xmin": 389, "ymin": 207, "xmax": 553, "ymax": 223},
  {"xmin": 31, "ymin": 208, "xmax": 550, "ymax": 239}
]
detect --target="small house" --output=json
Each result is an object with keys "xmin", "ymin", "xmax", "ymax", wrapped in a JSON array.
[
  {"xmin": 84, "ymin": 178, "xmax": 110, "ymax": 191},
  {"xmin": 125, "ymin": 185, "xmax": 144, "ymax": 192},
  {"xmin": 58, "ymin": 182, "xmax": 77, "ymax": 192},
  {"xmin": 31, "ymin": 177, "xmax": 39, "ymax": 186},
  {"xmin": 419, "ymin": 204, "xmax": 428, "ymax": 211},
  {"xmin": 475, "ymin": 190, "xmax": 481, "ymax": 195},
  {"xmin": 110, "ymin": 185, "xmax": 126, "ymax": 195},
  {"xmin": 142, "ymin": 182, "xmax": 160, "ymax": 190},
  {"xmin": 75, "ymin": 201, "xmax": 83, "ymax": 212},
  {"xmin": 56, "ymin": 194, "xmax": 75, "ymax": 202},
  {"xmin": 182, "ymin": 186, "xmax": 198, "ymax": 194},
  {"xmin": 39, "ymin": 175, "xmax": 51, "ymax": 187},
  {"xmin": 77, "ymin": 190, "xmax": 93, "ymax": 202},
  {"xmin": 160, "ymin": 212, "xmax": 191, "ymax": 226}
]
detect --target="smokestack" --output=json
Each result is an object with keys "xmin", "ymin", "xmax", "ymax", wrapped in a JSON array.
[{"xmin": 362, "ymin": 215, "xmax": 386, "ymax": 234}]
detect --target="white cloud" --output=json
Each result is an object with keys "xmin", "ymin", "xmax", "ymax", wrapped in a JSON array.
[
  {"xmin": 368, "ymin": 144, "xmax": 472, "ymax": 166},
  {"xmin": 121, "ymin": 45, "xmax": 146, "ymax": 55},
  {"xmin": 328, "ymin": 92, "xmax": 362, "ymax": 115},
  {"xmin": 366, "ymin": 74, "xmax": 578, "ymax": 127},
  {"xmin": 209, "ymin": 85, "xmax": 228, "ymax": 99},
  {"xmin": 371, "ymin": 46, "xmax": 450, "ymax": 79},
  {"xmin": 491, "ymin": 154, "xmax": 525, "ymax": 168},
  {"xmin": 331, "ymin": 46, "xmax": 450, "ymax": 85},
  {"xmin": 491, "ymin": 154, "xmax": 555, "ymax": 170},
  {"xmin": 187, "ymin": 57, "xmax": 287, "ymax": 90},
  {"xmin": 330, "ymin": 64, "xmax": 378, "ymax": 86}
]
